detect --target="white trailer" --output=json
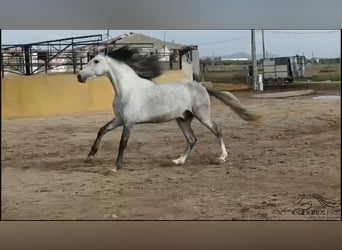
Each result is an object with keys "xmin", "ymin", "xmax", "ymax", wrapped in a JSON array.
[{"xmin": 262, "ymin": 55, "xmax": 306, "ymax": 84}]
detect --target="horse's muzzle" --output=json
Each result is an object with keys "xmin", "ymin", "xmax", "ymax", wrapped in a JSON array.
[{"xmin": 77, "ymin": 73, "xmax": 85, "ymax": 83}]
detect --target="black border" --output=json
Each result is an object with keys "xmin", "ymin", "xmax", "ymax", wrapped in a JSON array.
[{"xmin": 1, "ymin": 0, "xmax": 342, "ymax": 249}]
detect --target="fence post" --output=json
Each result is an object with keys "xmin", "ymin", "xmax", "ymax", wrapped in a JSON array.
[
  {"xmin": 1, "ymin": 51, "xmax": 4, "ymax": 78},
  {"xmin": 24, "ymin": 45, "xmax": 32, "ymax": 75},
  {"xmin": 251, "ymin": 29, "xmax": 258, "ymax": 91},
  {"xmin": 45, "ymin": 52, "xmax": 48, "ymax": 74},
  {"xmin": 72, "ymin": 38, "xmax": 76, "ymax": 74},
  {"xmin": 179, "ymin": 52, "xmax": 182, "ymax": 70}
]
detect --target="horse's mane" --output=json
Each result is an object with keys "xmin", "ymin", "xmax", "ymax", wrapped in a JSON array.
[{"xmin": 107, "ymin": 46, "xmax": 162, "ymax": 80}]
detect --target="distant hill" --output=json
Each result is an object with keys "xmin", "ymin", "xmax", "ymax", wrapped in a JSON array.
[{"xmin": 222, "ymin": 52, "xmax": 250, "ymax": 59}]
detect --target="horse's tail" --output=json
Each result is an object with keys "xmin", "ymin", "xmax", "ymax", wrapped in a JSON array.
[{"xmin": 205, "ymin": 87, "xmax": 262, "ymax": 122}]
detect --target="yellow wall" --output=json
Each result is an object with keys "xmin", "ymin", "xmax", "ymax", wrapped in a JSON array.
[
  {"xmin": 2, "ymin": 70, "xmax": 185, "ymax": 119},
  {"xmin": 154, "ymin": 70, "xmax": 189, "ymax": 83}
]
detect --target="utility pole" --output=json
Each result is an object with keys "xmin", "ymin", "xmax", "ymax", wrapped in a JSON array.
[
  {"xmin": 262, "ymin": 29, "xmax": 266, "ymax": 59},
  {"xmin": 212, "ymin": 51, "xmax": 215, "ymax": 65},
  {"xmin": 163, "ymin": 30, "xmax": 168, "ymax": 59},
  {"xmin": 105, "ymin": 29, "xmax": 110, "ymax": 54},
  {"xmin": 251, "ymin": 29, "xmax": 258, "ymax": 91}
]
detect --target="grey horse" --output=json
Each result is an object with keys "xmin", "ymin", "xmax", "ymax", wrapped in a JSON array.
[{"xmin": 77, "ymin": 46, "xmax": 261, "ymax": 171}]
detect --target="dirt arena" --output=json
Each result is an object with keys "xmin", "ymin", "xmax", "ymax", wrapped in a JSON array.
[{"xmin": 2, "ymin": 83, "xmax": 341, "ymax": 220}]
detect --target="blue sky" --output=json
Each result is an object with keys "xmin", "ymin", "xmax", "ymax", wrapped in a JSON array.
[{"xmin": 2, "ymin": 30, "xmax": 340, "ymax": 58}]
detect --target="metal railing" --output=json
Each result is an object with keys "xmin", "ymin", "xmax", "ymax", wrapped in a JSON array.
[
  {"xmin": 1, "ymin": 34, "xmax": 104, "ymax": 77},
  {"xmin": 1, "ymin": 34, "xmax": 194, "ymax": 78}
]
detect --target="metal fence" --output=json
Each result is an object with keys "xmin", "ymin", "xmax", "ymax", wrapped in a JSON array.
[
  {"xmin": 1, "ymin": 50, "xmax": 92, "ymax": 76},
  {"xmin": 1, "ymin": 34, "xmax": 190, "ymax": 78},
  {"xmin": 1, "ymin": 34, "xmax": 104, "ymax": 77}
]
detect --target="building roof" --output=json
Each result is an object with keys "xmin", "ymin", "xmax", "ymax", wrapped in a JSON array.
[
  {"xmin": 79, "ymin": 32, "xmax": 195, "ymax": 52},
  {"xmin": 109, "ymin": 33, "xmax": 186, "ymax": 50}
]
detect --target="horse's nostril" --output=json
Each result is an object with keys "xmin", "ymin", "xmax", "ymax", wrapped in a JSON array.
[{"xmin": 77, "ymin": 74, "xmax": 82, "ymax": 82}]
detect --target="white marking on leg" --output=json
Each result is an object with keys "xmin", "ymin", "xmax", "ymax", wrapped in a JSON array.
[
  {"xmin": 219, "ymin": 138, "xmax": 228, "ymax": 163},
  {"xmin": 172, "ymin": 154, "xmax": 187, "ymax": 165}
]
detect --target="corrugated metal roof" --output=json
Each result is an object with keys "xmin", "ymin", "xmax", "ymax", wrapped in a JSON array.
[
  {"xmin": 108, "ymin": 33, "xmax": 186, "ymax": 50},
  {"xmin": 79, "ymin": 32, "xmax": 189, "ymax": 52}
]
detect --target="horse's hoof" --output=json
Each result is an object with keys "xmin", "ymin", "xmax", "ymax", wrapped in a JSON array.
[
  {"xmin": 219, "ymin": 155, "xmax": 227, "ymax": 164},
  {"xmin": 109, "ymin": 168, "xmax": 118, "ymax": 173},
  {"xmin": 85, "ymin": 155, "xmax": 94, "ymax": 163},
  {"xmin": 172, "ymin": 158, "xmax": 185, "ymax": 165}
]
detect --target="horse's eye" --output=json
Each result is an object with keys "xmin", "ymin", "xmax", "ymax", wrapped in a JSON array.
[{"xmin": 94, "ymin": 60, "xmax": 99, "ymax": 64}]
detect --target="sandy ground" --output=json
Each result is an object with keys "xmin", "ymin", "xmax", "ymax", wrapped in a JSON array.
[{"xmin": 2, "ymin": 84, "xmax": 341, "ymax": 220}]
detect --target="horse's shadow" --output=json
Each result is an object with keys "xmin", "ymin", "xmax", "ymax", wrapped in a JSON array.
[{"xmin": 25, "ymin": 151, "xmax": 226, "ymax": 176}]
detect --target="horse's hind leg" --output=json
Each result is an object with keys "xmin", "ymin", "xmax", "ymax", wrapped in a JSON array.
[
  {"xmin": 194, "ymin": 107, "xmax": 228, "ymax": 163},
  {"xmin": 86, "ymin": 117, "xmax": 123, "ymax": 162},
  {"xmin": 173, "ymin": 114, "xmax": 197, "ymax": 165}
]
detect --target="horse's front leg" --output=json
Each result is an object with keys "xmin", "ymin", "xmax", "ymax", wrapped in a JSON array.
[
  {"xmin": 113, "ymin": 125, "xmax": 132, "ymax": 171},
  {"xmin": 86, "ymin": 117, "xmax": 123, "ymax": 162}
]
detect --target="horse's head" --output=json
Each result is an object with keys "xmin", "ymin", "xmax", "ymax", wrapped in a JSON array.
[{"xmin": 77, "ymin": 54, "xmax": 108, "ymax": 83}]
